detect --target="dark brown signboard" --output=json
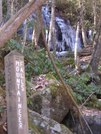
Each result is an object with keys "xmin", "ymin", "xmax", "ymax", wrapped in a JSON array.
[{"xmin": 4, "ymin": 51, "xmax": 28, "ymax": 134}]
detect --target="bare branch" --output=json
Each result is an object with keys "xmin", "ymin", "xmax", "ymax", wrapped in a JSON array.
[{"xmin": 0, "ymin": 0, "xmax": 47, "ymax": 48}]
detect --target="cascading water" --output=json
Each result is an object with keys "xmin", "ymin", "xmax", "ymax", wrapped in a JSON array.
[
  {"xmin": 55, "ymin": 17, "xmax": 83, "ymax": 51},
  {"xmin": 42, "ymin": 5, "xmax": 83, "ymax": 51},
  {"xmin": 20, "ymin": 5, "xmax": 83, "ymax": 52}
]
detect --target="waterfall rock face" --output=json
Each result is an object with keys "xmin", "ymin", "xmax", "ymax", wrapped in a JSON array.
[
  {"xmin": 41, "ymin": 6, "xmax": 83, "ymax": 51},
  {"xmin": 20, "ymin": 5, "xmax": 83, "ymax": 51}
]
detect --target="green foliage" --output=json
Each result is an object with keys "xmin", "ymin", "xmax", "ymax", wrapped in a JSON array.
[
  {"xmin": 0, "ymin": 102, "xmax": 4, "ymax": 117},
  {"xmin": 0, "ymin": 74, "xmax": 4, "ymax": 87},
  {"xmin": 25, "ymin": 48, "xmax": 55, "ymax": 81},
  {"xmin": 7, "ymin": 39, "xmax": 22, "ymax": 52},
  {"xmin": 66, "ymin": 72, "xmax": 101, "ymax": 108},
  {"xmin": 0, "ymin": 33, "xmax": 101, "ymax": 110}
]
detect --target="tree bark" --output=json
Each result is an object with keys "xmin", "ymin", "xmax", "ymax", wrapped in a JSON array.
[
  {"xmin": 74, "ymin": 22, "xmax": 79, "ymax": 70},
  {"xmin": 0, "ymin": 0, "xmax": 2, "ymax": 25},
  {"xmin": 90, "ymin": 28, "xmax": 101, "ymax": 74},
  {"xmin": 48, "ymin": 2, "xmax": 53, "ymax": 50},
  {"xmin": 78, "ymin": 0, "xmax": 87, "ymax": 47},
  {"xmin": 52, "ymin": 0, "xmax": 56, "ymax": 55},
  {"xmin": 32, "ymin": 9, "xmax": 40, "ymax": 46},
  {"xmin": 93, "ymin": 0, "xmax": 97, "ymax": 30},
  {"xmin": 22, "ymin": 19, "xmax": 28, "ymax": 54},
  {"xmin": 90, "ymin": 13, "xmax": 101, "ymax": 74},
  {"xmin": 0, "ymin": 0, "xmax": 47, "ymax": 48},
  {"xmin": 48, "ymin": 0, "xmax": 56, "ymax": 55}
]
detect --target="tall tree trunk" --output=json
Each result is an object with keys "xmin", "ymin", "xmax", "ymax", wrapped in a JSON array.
[
  {"xmin": 48, "ymin": 4, "xmax": 53, "ymax": 50},
  {"xmin": 78, "ymin": 0, "xmax": 87, "ymax": 47},
  {"xmin": 93, "ymin": 0, "xmax": 97, "ymax": 30},
  {"xmin": 22, "ymin": 0, "xmax": 33, "ymax": 53},
  {"xmin": 22, "ymin": 19, "xmax": 28, "ymax": 54},
  {"xmin": 7, "ymin": 0, "xmax": 18, "ymax": 18},
  {"xmin": 90, "ymin": 13, "xmax": 101, "ymax": 74},
  {"xmin": 32, "ymin": 9, "xmax": 40, "ymax": 46},
  {"xmin": 0, "ymin": 0, "xmax": 2, "ymax": 26},
  {"xmin": 52, "ymin": 0, "xmax": 56, "ymax": 55},
  {"xmin": 48, "ymin": 0, "xmax": 56, "ymax": 55},
  {"xmin": 74, "ymin": 22, "xmax": 79, "ymax": 70}
]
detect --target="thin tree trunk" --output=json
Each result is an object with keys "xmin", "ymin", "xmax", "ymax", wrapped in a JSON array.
[
  {"xmin": 7, "ymin": 0, "xmax": 15, "ymax": 18},
  {"xmin": 11, "ymin": 1, "xmax": 14, "ymax": 17},
  {"xmin": 90, "ymin": 13, "xmax": 101, "ymax": 74},
  {"xmin": 52, "ymin": 0, "xmax": 56, "ymax": 55},
  {"xmin": 93, "ymin": 0, "xmax": 97, "ymax": 30},
  {"xmin": 79, "ymin": 0, "xmax": 87, "ymax": 47},
  {"xmin": 22, "ymin": 19, "xmax": 28, "ymax": 54},
  {"xmin": 0, "ymin": 0, "xmax": 2, "ymax": 26},
  {"xmin": 48, "ymin": 0, "xmax": 56, "ymax": 55},
  {"xmin": 39, "ymin": 8, "xmax": 93, "ymax": 134},
  {"xmin": 90, "ymin": 28, "xmax": 101, "ymax": 74},
  {"xmin": 33, "ymin": 9, "xmax": 40, "ymax": 46},
  {"xmin": 74, "ymin": 22, "xmax": 79, "ymax": 70},
  {"xmin": 22, "ymin": 0, "xmax": 32, "ymax": 53},
  {"xmin": 48, "ymin": 4, "xmax": 53, "ymax": 50}
]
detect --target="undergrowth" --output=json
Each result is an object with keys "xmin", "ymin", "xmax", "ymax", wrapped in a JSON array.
[{"xmin": 0, "ymin": 39, "xmax": 101, "ymax": 110}]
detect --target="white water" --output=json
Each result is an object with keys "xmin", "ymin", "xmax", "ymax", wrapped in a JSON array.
[
  {"xmin": 42, "ymin": 6, "xmax": 83, "ymax": 51},
  {"xmin": 21, "ymin": 5, "xmax": 83, "ymax": 51}
]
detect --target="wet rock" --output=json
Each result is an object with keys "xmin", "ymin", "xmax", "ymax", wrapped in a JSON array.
[
  {"xmin": 28, "ymin": 109, "xmax": 73, "ymax": 134},
  {"xmin": 28, "ymin": 74, "xmax": 76, "ymax": 122}
]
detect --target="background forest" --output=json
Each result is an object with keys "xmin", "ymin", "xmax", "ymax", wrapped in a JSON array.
[{"xmin": 0, "ymin": 0, "xmax": 101, "ymax": 134}]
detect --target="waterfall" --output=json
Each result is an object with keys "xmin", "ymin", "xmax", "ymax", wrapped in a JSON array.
[{"xmin": 20, "ymin": 5, "xmax": 83, "ymax": 52}]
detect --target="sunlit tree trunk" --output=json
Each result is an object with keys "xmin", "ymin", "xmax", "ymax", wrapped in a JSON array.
[
  {"xmin": 48, "ymin": 0, "xmax": 56, "ymax": 55},
  {"xmin": 48, "ymin": 8, "xmax": 53, "ymax": 49},
  {"xmin": 32, "ymin": 9, "xmax": 40, "ymax": 46},
  {"xmin": 0, "ymin": 0, "xmax": 2, "ymax": 26},
  {"xmin": 78, "ymin": 0, "xmax": 87, "ymax": 47},
  {"xmin": 22, "ymin": 19, "xmax": 28, "ymax": 54},
  {"xmin": 52, "ymin": 0, "xmax": 56, "ymax": 55},
  {"xmin": 74, "ymin": 22, "xmax": 79, "ymax": 70}
]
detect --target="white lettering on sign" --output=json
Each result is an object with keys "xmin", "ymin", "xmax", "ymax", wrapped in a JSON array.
[{"xmin": 15, "ymin": 60, "xmax": 25, "ymax": 129}]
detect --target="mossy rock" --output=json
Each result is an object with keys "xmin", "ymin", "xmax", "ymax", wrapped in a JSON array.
[
  {"xmin": 28, "ymin": 119, "xmax": 40, "ymax": 134},
  {"xmin": 28, "ymin": 74, "xmax": 76, "ymax": 122},
  {"xmin": 45, "ymin": 74, "xmax": 57, "ymax": 81},
  {"xmin": 28, "ymin": 109, "xmax": 73, "ymax": 134}
]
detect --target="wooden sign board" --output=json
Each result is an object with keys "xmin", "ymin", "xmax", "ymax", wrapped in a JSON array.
[{"xmin": 4, "ymin": 51, "xmax": 28, "ymax": 134}]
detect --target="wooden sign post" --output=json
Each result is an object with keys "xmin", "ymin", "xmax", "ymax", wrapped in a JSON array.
[{"xmin": 4, "ymin": 51, "xmax": 28, "ymax": 134}]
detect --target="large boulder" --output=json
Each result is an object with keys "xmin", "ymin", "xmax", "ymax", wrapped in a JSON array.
[
  {"xmin": 28, "ymin": 109, "xmax": 73, "ymax": 134},
  {"xmin": 62, "ymin": 106, "xmax": 101, "ymax": 134},
  {"xmin": 28, "ymin": 74, "xmax": 76, "ymax": 122}
]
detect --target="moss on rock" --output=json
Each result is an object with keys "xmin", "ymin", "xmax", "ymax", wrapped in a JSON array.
[
  {"xmin": 28, "ymin": 74, "xmax": 77, "ymax": 122},
  {"xmin": 28, "ymin": 119, "xmax": 40, "ymax": 134},
  {"xmin": 45, "ymin": 74, "xmax": 57, "ymax": 81},
  {"xmin": 28, "ymin": 109, "xmax": 73, "ymax": 134}
]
